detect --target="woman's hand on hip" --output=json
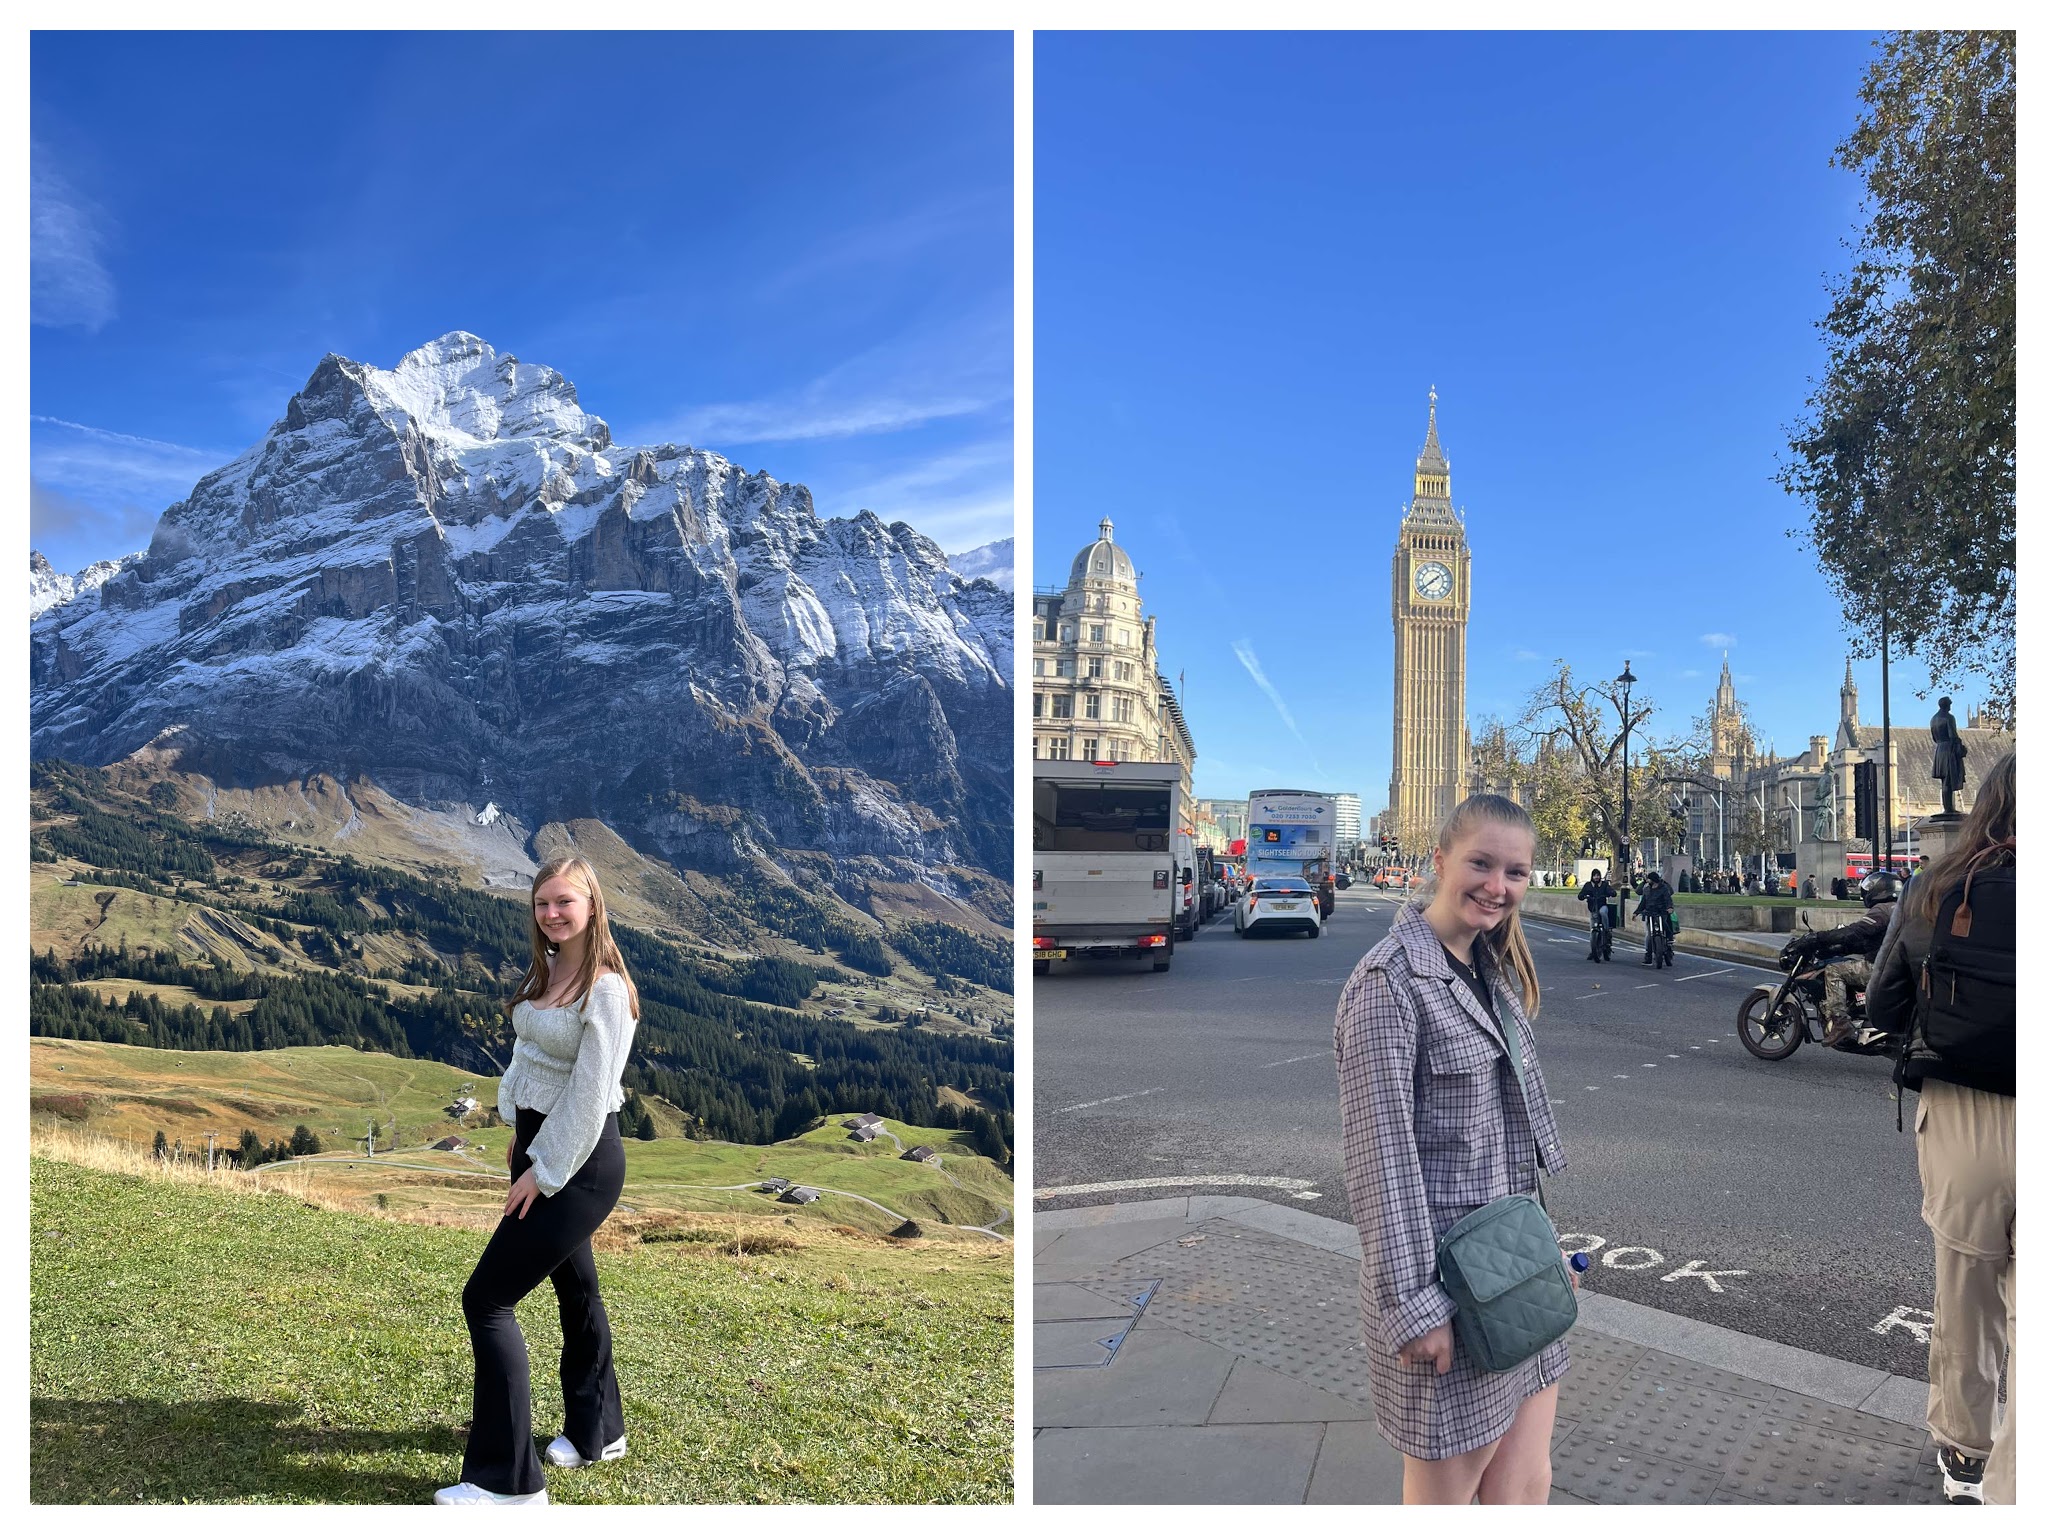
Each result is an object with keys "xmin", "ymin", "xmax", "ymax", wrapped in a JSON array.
[
  {"xmin": 1400, "ymin": 1322, "xmax": 1455, "ymax": 1375},
  {"xmin": 505, "ymin": 1166, "xmax": 542, "ymax": 1220}
]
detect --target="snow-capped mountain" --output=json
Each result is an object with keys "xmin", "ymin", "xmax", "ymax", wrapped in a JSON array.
[
  {"xmin": 30, "ymin": 550, "xmax": 144, "ymax": 620},
  {"xmin": 950, "ymin": 537, "xmax": 1013, "ymax": 591},
  {"xmin": 31, "ymin": 333, "xmax": 1013, "ymax": 879}
]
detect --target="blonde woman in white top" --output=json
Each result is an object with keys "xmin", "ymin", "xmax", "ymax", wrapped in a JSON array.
[{"xmin": 435, "ymin": 854, "xmax": 640, "ymax": 1505}]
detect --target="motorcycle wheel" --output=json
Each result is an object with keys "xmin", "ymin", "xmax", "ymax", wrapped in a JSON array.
[{"xmin": 1737, "ymin": 986, "xmax": 1805, "ymax": 1061}]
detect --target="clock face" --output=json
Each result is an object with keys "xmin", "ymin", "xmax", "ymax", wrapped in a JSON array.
[{"xmin": 1414, "ymin": 560, "xmax": 1453, "ymax": 601}]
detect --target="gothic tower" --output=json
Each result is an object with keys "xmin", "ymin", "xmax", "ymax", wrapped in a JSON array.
[{"xmin": 1387, "ymin": 390, "xmax": 1471, "ymax": 853}]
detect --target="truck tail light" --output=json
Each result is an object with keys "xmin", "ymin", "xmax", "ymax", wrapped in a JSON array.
[
  {"xmin": 1140, "ymin": 934, "xmax": 1168, "ymax": 948},
  {"xmin": 1032, "ymin": 936, "xmax": 1057, "ymax": 950}
]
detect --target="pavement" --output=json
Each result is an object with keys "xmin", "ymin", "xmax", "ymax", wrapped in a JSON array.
[{"xmin": 1034, "ymin": 1196, "xmax": 1955, "ymax": 1505}]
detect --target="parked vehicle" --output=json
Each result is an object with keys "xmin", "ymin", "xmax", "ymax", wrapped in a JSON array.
[
  {"xmin": 1334, "ymin": 870, "xmax": 1352, "ymax": 890},
  {"xmin": 1032, "ymin": 762, "xmax": 1182, "ymax": 974},
  {"xmin": 1234, "ymin": 876, "xmax": 1323, "ymax": 939}
]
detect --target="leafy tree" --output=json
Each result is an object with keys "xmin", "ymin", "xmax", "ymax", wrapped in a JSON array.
[{"xmin": 1779, "ymin": 31, "xmax": 2015, "ymax": 722}]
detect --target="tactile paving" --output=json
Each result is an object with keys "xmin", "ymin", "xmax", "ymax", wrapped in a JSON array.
[
  {"xmin": 1717, "ymin": 1415, "xmax": 1943, "ymax": 1504},
  {"xmin": 1550, "ymin": 1440, "xmax": 1725, "ymax": 1504},
  {"xmin": 1566, "ymin": 1372, "xmax": 1761, "ymax": 1468},
  {"xmin": 1092, "ymin": 1220, "xmax": 1377, "ymax": 1409},
  {"xmin": 1554, "ymin": 1327, "xmax": 1649, "ymax": 1408}
]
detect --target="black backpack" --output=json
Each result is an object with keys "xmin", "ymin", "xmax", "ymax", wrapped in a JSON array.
[{"xmin": 1894, "ymin": 861, "xmax": 2015, "ymax": 1100}]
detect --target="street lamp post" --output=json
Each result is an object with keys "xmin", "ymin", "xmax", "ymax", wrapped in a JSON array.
[{"xmin": 1616, "ymin": 660, "xmax": 1638, "ymax": 926}]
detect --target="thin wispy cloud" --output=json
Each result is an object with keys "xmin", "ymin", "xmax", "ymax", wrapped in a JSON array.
[
  {"xmin": 641, "ymin": 313, "xmax": 1010, "ymax": 449},
  {"xmin": 32, "ymin": 415, "xmax": 231, "ymax": 517},
  {"xmin": 1512, "ymin": 648, "xmax": 1543, "ymax": 662},
  {"xmin": 32, "ymin": 144, "xmax": 116, "ymax": 331},
  {"xmin": 1700, "ymin": 632, "xmax": 1737, "ymax": 649},
  {"xmin": 1232, "ymin": 640, "xmax": 1328, "ymax": 778},
  {"xmin": 827, "ymin": 438, "xmax": 1013, "ymax": 553},
  {"xmin": 755, "ymin": 193, "xmax": 1002, "ymax": 301}
]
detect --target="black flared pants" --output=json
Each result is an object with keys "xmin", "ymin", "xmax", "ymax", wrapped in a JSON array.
[{"xmin": 459, "ymin": 1108, "xmax": 627, "ymax": 1495}]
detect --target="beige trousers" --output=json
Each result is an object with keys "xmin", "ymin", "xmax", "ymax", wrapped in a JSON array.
[{"xmin": 1915, "ymin": 1077, "xmax": 2016, "ymax": 1503}]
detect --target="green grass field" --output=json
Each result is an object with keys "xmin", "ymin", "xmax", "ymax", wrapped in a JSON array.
[
  {"xmin": 30, "ymin": 1157, "xmax": 1012, "ymax": 1503},
  {"xmin": 32, "ymin": 1038, "xmax": 1012, "ymax": 1240}
]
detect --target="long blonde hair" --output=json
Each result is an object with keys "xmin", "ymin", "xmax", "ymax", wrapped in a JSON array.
[
  {"xmin": 510, "ymin": 854, "xmax": 641, "ymax": 1019},
  {"xmin": 1426, "ymin": 794, "xmax": 1543, "ymax": 1018},
  {"xmin": 1903, "ymin": 750, "xmax": 2016, "ymax": 926}
]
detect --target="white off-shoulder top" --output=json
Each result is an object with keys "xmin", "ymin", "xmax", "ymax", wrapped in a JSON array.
[{"xmin": 496, "ymin": 972, "xmax": 636, "ymax": 1196}]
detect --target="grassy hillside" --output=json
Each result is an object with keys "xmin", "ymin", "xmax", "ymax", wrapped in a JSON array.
[
  {"xmin": 31, "ymin": 1153, "xmax": 1012, "ymax": 1503},
  {"xmin": 31, "ymin": 759, "xmax": 1015, "ymax": 1150},
  {"xmin": 30, "ymin": 1039, "xmax": 1012, "ymax": 1239}
]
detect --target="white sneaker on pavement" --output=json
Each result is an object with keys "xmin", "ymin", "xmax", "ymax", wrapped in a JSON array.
[
  {"xmin": 432, "ymin": 1482, "xmax": 549, "ymax": 1505},
  {"xmin": 545, "ymin": 1434, "xmax": 627, "ymax": 1468}
]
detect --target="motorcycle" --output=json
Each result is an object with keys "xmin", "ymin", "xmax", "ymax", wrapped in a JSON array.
[{"xmin": 1735, "ymin": 916, "xmax": 1901, "ymax": 1061}]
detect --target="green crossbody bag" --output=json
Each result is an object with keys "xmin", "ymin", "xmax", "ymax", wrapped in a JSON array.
[{"xmin": 1433, "ymin": 1001, "xmax": 1577, "ymax": 1374}]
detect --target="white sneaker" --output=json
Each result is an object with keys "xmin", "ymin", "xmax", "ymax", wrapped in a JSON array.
[
  {"xmin": 433, "ymin": 1482, "xmax": 549, "ymax": 1505},
  {"xmin": 545, "ymin": 1434, "xmax": 627, "ymax": 1468}
]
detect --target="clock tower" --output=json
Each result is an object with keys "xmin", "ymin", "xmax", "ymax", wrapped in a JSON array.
[{"xmin": 1387, "ymin": 389, "xmax": 1472, "ymax": 855}]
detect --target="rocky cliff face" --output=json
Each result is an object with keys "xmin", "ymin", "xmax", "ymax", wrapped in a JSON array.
[{"xmin": 30, "ymin": 333, "xmax": 1013, "ymax": 880}]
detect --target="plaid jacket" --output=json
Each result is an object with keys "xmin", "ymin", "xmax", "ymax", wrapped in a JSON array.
[{"xmin": 1334, "ymin": 903, "xmax": 1568, "ymax": 1351}]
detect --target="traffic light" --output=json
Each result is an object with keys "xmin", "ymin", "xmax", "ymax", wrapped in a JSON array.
[{"xmin": 1853, "ymin": 759, "xmax": 1878, "ymax": 840}]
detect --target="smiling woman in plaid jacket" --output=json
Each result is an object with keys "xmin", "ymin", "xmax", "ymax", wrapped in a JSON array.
[{"xmin": 1333, "ymin": 794, "xmax": 1572, "ymax": 1503}]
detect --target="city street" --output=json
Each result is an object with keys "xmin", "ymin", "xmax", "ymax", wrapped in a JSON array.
[{"xmin": 1034, "ymin": 887, "xmax": 1935, "ymax": 1380}]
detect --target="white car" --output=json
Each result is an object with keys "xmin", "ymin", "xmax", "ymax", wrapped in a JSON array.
[{"xmin": 1235, "ymin": 876, "xmax": 1323, "ymax": 939}]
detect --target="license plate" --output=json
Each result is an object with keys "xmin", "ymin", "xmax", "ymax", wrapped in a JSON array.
[
  {"xmin": 1271, "ymin": 902, "xmax": 1298, "ymax": 910},
  {"xmin": 1045, "ymin": 949, "xmax": 1068, "ymax": 960}
]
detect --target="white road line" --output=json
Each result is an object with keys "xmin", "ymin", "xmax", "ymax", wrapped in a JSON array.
[
  {"xmin": 1035, "ymin": 1173, "xmax": 1320, "ymax": 1200},
  {"xmin": 1572, "ymin": 993, "xmax": 1611, "ymax": 1000},
  {"xmin": 1055, "ymin": 1087, "xmax": 1164, "ymax": 1114},
  {"xmin": 1671, "ymin": 966, "xmax": 1738, "ymax": 982},
  {"xmin": 1635, "ymin": 983, "xmax": 1659, "ymax": 989},
  {"xmin": 1261, "ymin": 1049, "xmax": 1336, "ymax": 1069},
  {"xmin": 1614, "ymin": 1073, "xmax": 1629, "ymax": 1079}
]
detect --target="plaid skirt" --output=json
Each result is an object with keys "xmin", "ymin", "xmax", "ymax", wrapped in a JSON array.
[{"xmin": 1366, "ymin": 1327, "xmax": 1568, "ymax": 1461}]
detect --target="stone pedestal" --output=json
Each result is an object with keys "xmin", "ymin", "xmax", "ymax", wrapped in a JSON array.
[
  {"xmin": 1914, "ymin": 814, "xmax": 1968, "ymax": 870},
  {"xmin": 1800, "ymin": 839, "xmax": 1847, "ymax": 891}
]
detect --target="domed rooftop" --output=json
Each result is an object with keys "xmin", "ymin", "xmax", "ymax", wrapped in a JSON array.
[{"xmin": 1069, "ymin": 517, "xmax": 1136, "ymax": 588}]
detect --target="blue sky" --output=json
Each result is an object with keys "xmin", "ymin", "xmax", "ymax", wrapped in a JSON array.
[
  {"xmin": 31, "ymin": 32, "xmax": 1013, "ymax": 575},
  {"xmin": 1036, "ymin": 31, "xmax": 1962, "ymax": 811}
]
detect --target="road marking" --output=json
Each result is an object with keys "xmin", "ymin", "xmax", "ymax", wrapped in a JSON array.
[
  {"xmin": 1873, "ymin": 1306, "xmax": 1935, "ymax": 1343},
  {"xmin": 1600, "ymin": 1245, "xmax": 1665, "ymax": 1271},
  {"xmin": 1672, "ymin": 967, "xmax": 1738, "ymax": 982},
  {"xmin": 1667, "ymin": 1053, "xmax": 1681, "ymax": 1059},
  {"xmin": 1056, "ymin": 1087, "xmax": 1163, "ymax": 1114},
  {"xmin": 1614, "ymin": 1074, "xmax": 1629, "ymax": 1079},
  {"xmin": 1261, "ymin": 1049, "xmax": 1336, "ymax": 1069},
  {"xmin": 1035, "ymin": 1174, "xmax": 1320, "ymax": 1200},
  {"xmin": 1641, "ymin": 1063, "xmax": 1657, "ymax": 1068},
  {"xmin": 1662, "ymin": 1259, "xmax": 1750, "ymax": 1294},
  {"xmin": 1572, "ymin": 992, "xmax": 1610, "ymax": 1001},
  {"xmin": 1635, "ymin": 983, "xmax": 1660, "ymax": 989},
  {"xmin": 1584, "ymin": 1085, "xmax": 1599, "ymax": 1091}
]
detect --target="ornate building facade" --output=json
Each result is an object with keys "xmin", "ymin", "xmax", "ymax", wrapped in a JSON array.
[
  {"xmin": 1386, "ymin": 392, "xmax": 1472, "ymax": 851},
  {"xmin": 1031, "ymin": 519, "xmax": 1196, "ymax": 803}
]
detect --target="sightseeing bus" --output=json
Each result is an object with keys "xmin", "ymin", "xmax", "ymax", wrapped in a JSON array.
[{"xmin": 1245, "ymin": 789, "xmax": 1335, "ymax": 886}]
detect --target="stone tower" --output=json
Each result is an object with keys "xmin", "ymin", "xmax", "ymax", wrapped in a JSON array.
[{"xmin": 1387, "ymin": 390, "xmax": 1471, "ymax": 853}]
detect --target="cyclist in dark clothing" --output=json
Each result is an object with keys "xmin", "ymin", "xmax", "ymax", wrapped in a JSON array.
[
  {"xmin": 1634, "ymin": 873, "xmax": 1674, "ymax": 966},
  {"xmin": 1578, "ymin": 871, "xmax": 1615, "ymax": 958}
]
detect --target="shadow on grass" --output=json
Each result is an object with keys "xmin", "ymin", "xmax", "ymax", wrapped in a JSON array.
[{"xmin": 31, "ymin": 1395, "xmax": 465, "ymax": 1504}]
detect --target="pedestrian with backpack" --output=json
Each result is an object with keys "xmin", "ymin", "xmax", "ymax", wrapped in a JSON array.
[{"xmin": 1866, "ymin": 751, "xmax": 2016, "ymax": 1505}]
